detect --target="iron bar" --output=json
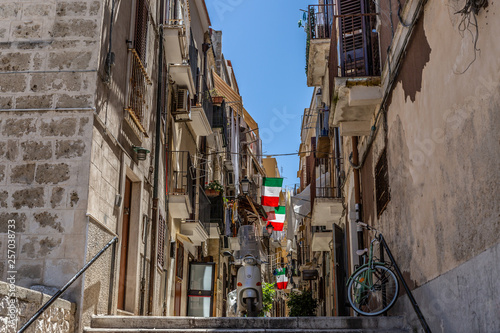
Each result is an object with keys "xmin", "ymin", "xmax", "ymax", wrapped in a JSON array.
[
  {"xmin": 378, "ymin": 234, "xmax": 432, "ymax": 333},
  {"xmin": 18, "ymin": 236, "xmax": 118, "ymax": 333}
]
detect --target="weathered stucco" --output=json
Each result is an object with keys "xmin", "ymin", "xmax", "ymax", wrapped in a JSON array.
[{"xmin": 353, "ymin": 0, "xmax": 500, "ymax": 330}]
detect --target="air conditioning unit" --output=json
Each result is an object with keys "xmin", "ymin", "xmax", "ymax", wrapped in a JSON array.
[{"xmin": 176, "ymin": 88, "xmax": 189, "ymax": 113}]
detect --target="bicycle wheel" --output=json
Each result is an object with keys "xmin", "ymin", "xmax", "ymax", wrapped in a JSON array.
[{"xmin": 347, "ymin": 264, "xmax": 399, "ymax": 316}]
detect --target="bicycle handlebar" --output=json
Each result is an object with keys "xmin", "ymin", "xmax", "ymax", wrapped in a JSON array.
[{"xmin": 356, "ymin": 221, "xmax": 379, "ymax": 233}]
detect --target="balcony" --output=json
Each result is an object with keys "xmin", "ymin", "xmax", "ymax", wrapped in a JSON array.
[
  {"xmin": 163, "ymin": 0, "xmax": 189, "ymax": 64},
  {"xmin": 169, "ymin": 37, "xmax": 197, "ymax": 96},
  {"xmin": 211, "ymin": 101, "xmax": 228, "ymax": 147},
  {"xmin": 124, "ymin": 48, "xmax": 152, "ymax": 140},
  {"xmin": 329, "ymin": 13, "xmax": 382, "ymax": 136},
  {"xmin": 310, "ymin": 158, "xmax": 343, "ymax": 227},
  {"xmin": 312, "ymin": 227, "xmax": 333, "ymax": 252},
  {"xmin": 209, "ymin": 194, "xmax": 224, "ymax": 239},
  {"xmin": 181, "ymin": 186, "xmax": 210, "ymax": 246},
  {"xmin": 189, "ymin": 79, "xmax": 213, "ymax": 137},
  {"xmin": 168, "ymin": 151, "xmax": 195, "ymax": 219},
  {"xmin": 306, "ymin": 4, "xmax": 333, "ymax": 87}
]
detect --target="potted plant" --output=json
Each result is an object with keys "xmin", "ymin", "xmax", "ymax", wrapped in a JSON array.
[
  {"xmin": 211, "ymin": 95, "xmax": 224, "ymax": 105},
  {"xmin": 286, "ymin": 290, "xmax": 318, "ymax": 316},
  {"xmin": 205, "ymin": 180, "xmax": 223, "ymax": 196}
]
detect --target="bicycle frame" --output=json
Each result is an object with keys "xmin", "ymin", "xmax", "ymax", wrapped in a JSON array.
[{"xmin": 346, "ymin": 238, "xmax": 384, "ymax": 288}]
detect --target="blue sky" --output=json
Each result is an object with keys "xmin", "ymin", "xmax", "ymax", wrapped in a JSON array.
[{"xmin": 205, "ymin": 0, "xmax": 314, "ymax": 190}]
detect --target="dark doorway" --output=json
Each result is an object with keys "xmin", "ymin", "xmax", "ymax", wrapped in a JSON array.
[{"xmin": 335, "ymin": 225, "xmax": 349, "ymax": 315}]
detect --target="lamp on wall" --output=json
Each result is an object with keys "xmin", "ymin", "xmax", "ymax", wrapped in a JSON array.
[
  {"xmin": 241, "ymin": 176, "xmax": 250, "ymax": 194},
  {"xmin": 133, "ymin": 146, "xmax": 150, "ymax": 161}
]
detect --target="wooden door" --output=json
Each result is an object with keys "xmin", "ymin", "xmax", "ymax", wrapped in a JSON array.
[{"xmin": 118, "ymin": 177, "xmax": 132, "ymax": 310}]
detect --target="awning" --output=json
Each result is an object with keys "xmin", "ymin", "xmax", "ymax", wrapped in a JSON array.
[
  {"xmin": 238, "ymin": 194, "xmax": 267, "ymax": 227},
  {"xmin": 212, "ymin": 71, "xmax": 259, "ymax": 136}
]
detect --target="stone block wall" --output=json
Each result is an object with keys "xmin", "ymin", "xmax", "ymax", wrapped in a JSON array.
[
  {"xmin": 0, "ymin": 281, "xmax": 75, "ymax": 333},
  {"xmin": 0, "ymin": 111, "xmax": 93, "ymax": 300},
  {"xmin": 0, "ymin": 0, "xmax": 103, "ymax": 310},
  {"xmin": 0, "ymin": 1, "xmax": 101, "ymax": 110}
]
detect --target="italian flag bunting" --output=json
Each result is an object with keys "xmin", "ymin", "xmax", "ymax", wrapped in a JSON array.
[
  {"xmin": 266, "ymin": 206, "xmax": 286, "ymax": 231},
  {"xmin": 276, "ymin": 267, "xmax": 288, "ymax": 289},
  {"xmin": 262, "ymin": 177, "xmax": 283, "ymax": 207}
]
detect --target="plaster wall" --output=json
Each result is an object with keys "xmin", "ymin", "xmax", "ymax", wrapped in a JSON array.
[{"xmin": 352, "ymin": 0, "xmax": 500, "ymax": 330}]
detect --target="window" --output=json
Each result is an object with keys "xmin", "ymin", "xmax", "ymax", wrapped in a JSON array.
[
  {"xmin": 375, "ymin": 148, "xmax": 390, "ymax": 216},
  {"xmin": 134, "ymin": 0, "xmax": 149, "ymax": 63}
]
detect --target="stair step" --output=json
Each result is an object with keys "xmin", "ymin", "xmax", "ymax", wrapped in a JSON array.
[
  {"xmin": 83, "ymin": 328, "xmax": 409, "ymax": 333},
  {"xmin": 88, "ymin": 316, "xmax": 408, "ymax": 332}
]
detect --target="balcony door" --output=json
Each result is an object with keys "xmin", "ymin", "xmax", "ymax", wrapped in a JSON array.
[{"xmin": 187, "ymin": 262, "xmax": 215, "ymax": 317}]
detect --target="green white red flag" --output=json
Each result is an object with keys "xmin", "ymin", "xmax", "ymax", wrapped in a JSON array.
[
  {"xmin": 266, "ymin": 206, "xmax": 286, "ymax": 231},
  {"xmin": 276, "ymin": 267, "xmax": 288, "ymax": 289},
  {"xmin": 261, "ymin": 177, "xmax": 283, "ymax": 207}
]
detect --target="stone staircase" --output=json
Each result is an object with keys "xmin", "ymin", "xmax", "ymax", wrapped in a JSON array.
[{"xmin": 84, "ymin": 316, "xmax": 410, "ymax": 333}]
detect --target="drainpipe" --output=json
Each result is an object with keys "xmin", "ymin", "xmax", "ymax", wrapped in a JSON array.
[
  {"xmin": 148, "ymin": 0, "xmax": 165, "ymax": 315},
  {"xmin": 351, "ymin": 136, "xmax": 364, "ymax": 266}
]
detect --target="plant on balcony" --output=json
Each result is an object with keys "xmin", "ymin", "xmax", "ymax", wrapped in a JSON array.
[{"xmin": 205, "ymin": 180, "xmax": 223, "ymax": 195}]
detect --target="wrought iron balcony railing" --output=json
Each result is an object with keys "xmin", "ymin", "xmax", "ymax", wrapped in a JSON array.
[
  {"xmin": 198, "ymin": 185, "xmax": 211, "ymax": 235},
  {"xmin": 166, "ymin": 0, "xmax": 187, "ymax": 26},
  {"xmin": 209, "ymin": 193, "xmax": 224, "ymax": 235},
  {"xmin": 212, "ymin": 101, "xmax": 228, "ymax": 147},
  {"xmin": 125, "ymin": 48, "xmax": 152, "ymax": 138},
  {"xmin": 169, "ymin": 151, "xmax": 195, "ymax": 211},
  {"xmin": 308, "ymin": 4, "xmax": 334, "ymax": 40},
  {"xmin": 313, "ymin": 156, "xmax": 343, "ymax": 199}
]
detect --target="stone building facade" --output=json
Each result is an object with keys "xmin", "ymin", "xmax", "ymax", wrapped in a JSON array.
[
  {"xmin": 0, "ymin": 0, "xmax": 166, "ymax": 330},
  {"xmin": 1, "ymin": 0, "xmax": 275, "ymax": 330}
]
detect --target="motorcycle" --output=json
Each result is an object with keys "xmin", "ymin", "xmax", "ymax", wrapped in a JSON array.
[{"xmin": 234, "ymin": 225, "xmax": 263, "ymax": 317}]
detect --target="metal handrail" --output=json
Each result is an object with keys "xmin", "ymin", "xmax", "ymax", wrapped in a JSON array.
[
  {"xmin": 18, "ymin": 236, "xmax": 119, "ymax": 333},
  {"xmin": 377, "ymin": 234, "xmax": 432, "ymax": 333}
]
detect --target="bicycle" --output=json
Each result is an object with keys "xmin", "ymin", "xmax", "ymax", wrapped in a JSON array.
[{"xmin": 346, "ymin": 222, "xmax": 399, "ymax": 316}]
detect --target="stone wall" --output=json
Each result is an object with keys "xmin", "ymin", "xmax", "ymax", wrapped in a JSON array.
[
  {"xmin": 0, "ymin": 1, "xmax": 100, "ymax": 110},
  {"xmin": 0, "ymin": 0, "xmax": 102, "ymax": 327},
  {"xmin": 0, "ymin": 281, "xmax": 75, "ymax": 333},
  {"xmin": 0, "ymin": 111, "xmax": 93, "ymax": 299}
]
